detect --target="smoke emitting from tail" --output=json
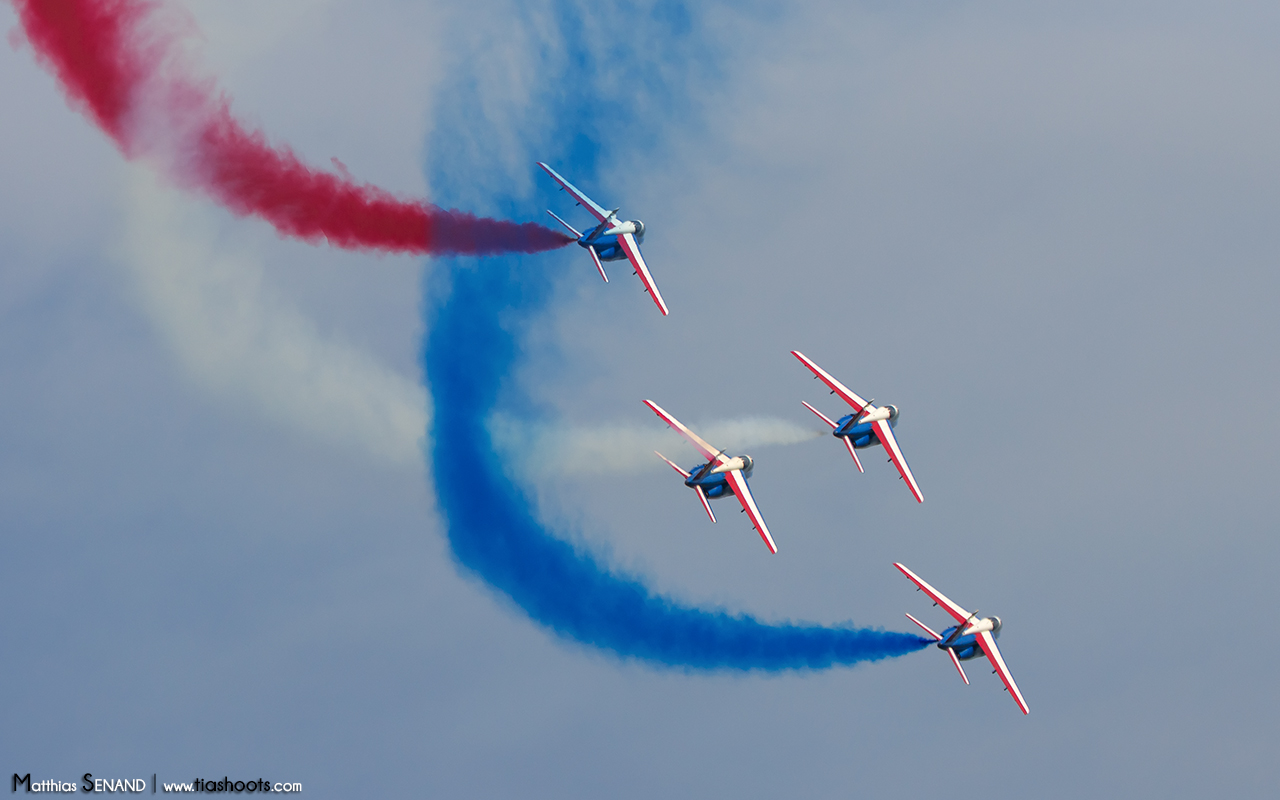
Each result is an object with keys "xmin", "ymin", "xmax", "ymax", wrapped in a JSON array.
[
  {"xmin": 422, "ymin": 3, "xmax": 930, "ymax": 669},
  {"xmin": 12, "ymin": 0, "xmax": 571, "ymax": 256},
  {"xmin": 20, "ymin": 0, "xmax": 930, "ymax": 670},
  {"xmin": 427, "ymin": 257, "xmax": 928, "ymax": 669},
  {"xmin": 488, "ymin": 414, "xmax": 824, "ymax": 479}
]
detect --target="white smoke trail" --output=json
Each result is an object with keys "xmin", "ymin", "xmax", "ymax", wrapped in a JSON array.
[
  {"xmin": 488, "ymin": 413, "xmax": 824, "ymax": 478},
  {"xmin": 117, "ymin": 169, "xmax": 428, "ymax": 468}
]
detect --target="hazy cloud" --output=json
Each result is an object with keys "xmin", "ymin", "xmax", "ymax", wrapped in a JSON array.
[{"xmin": 117, "ymin": 169, "xmax": 428, "ymax": 468}]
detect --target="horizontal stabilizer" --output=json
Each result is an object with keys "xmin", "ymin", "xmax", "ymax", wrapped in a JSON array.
[
  {"xmin": 587, "ymin": 246, "xmax": 608, "ymax": 282},
  {"xmin": 842, "ymin": 436, "xmax": 864, "ymax": 472},
  {"xmin": 655, "ymin": 451, "xmax": 691, "ymax": 478},
  {"xmin": 694, "ymin": 485, "xmax": 716, "ymax": 523},
  {"xmin": 905, "ymin": 612, "xmax": 942, "ymax": 641},
  {"xmin": 545, "ymin": 209, "xmax": 582, "ymax": 238},
  {"xmin": 947, "ymin": 649, "xmax": 971, "ymax": 685},
  {"xmin": 801, "ymin": 401, "xmax": 837, "ymax": 429}
]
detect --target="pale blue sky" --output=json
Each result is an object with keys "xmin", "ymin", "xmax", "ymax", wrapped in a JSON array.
[{"xmin": 3, "ymin": 1, "xmax": 1279, "ymax": 796}]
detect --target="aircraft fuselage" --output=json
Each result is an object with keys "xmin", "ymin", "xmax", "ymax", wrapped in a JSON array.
[
  {"xmin": 578, "ymin": 223, "xmax": 645, "ymax": 262},
  {"xmin": 833, "ymin": 414, "xmax": 896, "ymax": 449},
  {"xmin": 938, "ymin": 621, "xmax": 1001, "ymax": 661},
  {"xmin": 684, "ymin": 456, "xmax": 754, "ymax": 500}
]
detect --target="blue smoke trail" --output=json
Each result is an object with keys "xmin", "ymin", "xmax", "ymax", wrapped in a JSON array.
[{"xmin": 423, "ymin": 1, "xmax": 928, "ymax": 669}]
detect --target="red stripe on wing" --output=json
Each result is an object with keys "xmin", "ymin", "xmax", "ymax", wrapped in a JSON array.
[
  {"xmin": 979, "ymin": 631, "xmax": 1029, "ymax": 714},
  {"xmin": 873, "ymin": 419, "xmax": 923, "ymax": 503},
  {"xmin": 642, "ymin": 400, "xmax": 723, "ymax": 463},
  {"xmin": 893, "ymin": 563, "xmax": 971, "ymax": 625},
  {"xmin": 618, "ymin": 233, "xmax": 668, "ymax": 316},
  {"xmin": 723, "ymin": 469, "xmax": 776, "ymax": 553},
  {"xmin": 790, "ymin": 351, "xmax": 870, "ymax": 412}
]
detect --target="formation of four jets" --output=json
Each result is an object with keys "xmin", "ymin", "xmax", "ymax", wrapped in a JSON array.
[{"xmin": 538, "ymin": 163, "xmax": 1028, "ymax": 715}]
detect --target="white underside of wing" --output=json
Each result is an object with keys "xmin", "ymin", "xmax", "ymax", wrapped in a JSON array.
[
  {"xmin": 642, "ymin": 400, "xmax": 723, "ymax": 463},
  {"xmin": 618, "ymin": 233, "xmax": 668, "ymax": 316},
  {"xmin": 873, "ymin": 419, "xmax": 923, "ymax": 503},
  {"xmin": 723, "ymin": 468, "xmax": 776, "ymax": 553},
  {"xmin": 537, "ymin": 162, "xmax": 610, "ymax": 222},
  {"xmin": 790, "ymin": 351, "xmax": 871, "ymax": 412},
  {"xmin": 894, "ymin": 563, "xmax": 972, "ymax": 625},
  {"xmin": 979, "ymin": 630, "xmax": 1029, "ymax": 714}
]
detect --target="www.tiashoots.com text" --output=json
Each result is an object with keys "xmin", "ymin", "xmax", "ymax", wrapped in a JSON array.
[{"xmin": 12, "ymin": 774, "xmax": 302, "ymax": 793}]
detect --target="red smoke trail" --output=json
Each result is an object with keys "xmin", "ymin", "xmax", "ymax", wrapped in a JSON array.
[{"xmin": 11, "ymin": 0, "xmax": 571, "ymax": 256}]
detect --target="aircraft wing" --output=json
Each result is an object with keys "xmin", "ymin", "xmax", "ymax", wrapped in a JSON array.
[
  {"xmin": 537, "ymin": 162, "xmax": 610, "ymax": 223},
  {"xmin": 643, "ymin": 400, "xmax": 725, "ymax": 464},
  {"xmin": 790, "ymin": 351, "xmax": 871, "ymax": 412},
  {"xmin": 872, "ymin": 419, "xmax": 924, "ymax": 503},
  {"xmin": 894, "ymin": 563, "xmax": 972, "ymax": 625},
  {"xmin": 722, "ymin": 468, "xmax": 777, "ymax": 553},
  {"xmin": 617, "ymin": 233, "xmax": 669, "ymax": 316},
  {"xmin": 978, "ymin": 630, "xmax": 1029, "ymax": 714}
]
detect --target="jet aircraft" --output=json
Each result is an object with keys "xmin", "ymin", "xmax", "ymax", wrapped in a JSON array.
[
  {"xmin": 791, "ymin": 350, "xmax": 923, "ymax": 503},
  {"xmin": 642, "ymin": 400, "xmax": 776, "ymax": 553},
  {"xmin": 895, "ymin": 562, "xmax": 1029, "ymax": 714},
  {"xmin": 537, "ymin": 162, "xmax": 669, "ymax": 316}
]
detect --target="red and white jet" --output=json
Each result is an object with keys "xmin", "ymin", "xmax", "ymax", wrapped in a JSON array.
[
  {"xmin": 643, "ymin": 400, "xmax": 777, "ymax": 553},
  {"xmin": 538, "ymin": 162, "xmax": 669, "ymax": 316},
  {"xmin": 895, "ymin": 562, "xmax": 1029, "ymax": 715},
  {"xmin": 791, "ymin": 350, "xmax": 923, "ymax": 503}
]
